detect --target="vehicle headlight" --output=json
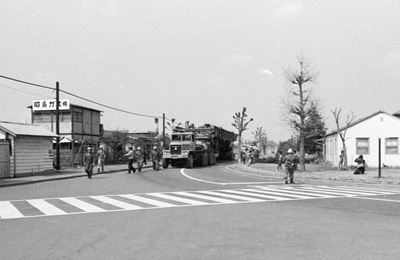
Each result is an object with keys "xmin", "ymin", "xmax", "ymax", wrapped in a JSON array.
[{"xmin": 182, "ymin": 151, "xmax": 189, "ymax": 155}]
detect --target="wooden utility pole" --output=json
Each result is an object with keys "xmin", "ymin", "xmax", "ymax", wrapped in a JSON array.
[{"xmin": 55, "ymin": 82, "xmax": 60, "ymax": 170}]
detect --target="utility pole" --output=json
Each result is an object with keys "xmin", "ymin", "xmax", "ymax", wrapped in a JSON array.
[
  {"xmin": 163, "ymin": 113, "xmax": 166, "ymax": 149},
  {"xmin": 55, "ymin": 82, "xmax": 60, "ymax": 170}
]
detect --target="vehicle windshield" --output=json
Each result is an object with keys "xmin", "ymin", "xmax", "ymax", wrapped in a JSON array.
[
  {"xmin": 172, "ymin": 135, "xmax": 181, "ymax": 141},
  {"xmin": 183, "ymin": 135, "xmax": 193, "ymax": 141}
]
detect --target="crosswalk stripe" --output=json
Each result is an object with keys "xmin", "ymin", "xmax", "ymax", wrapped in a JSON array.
[
  {"xmin": 173, "ymin": 192, "xmax": 238, "ymax": 204},
  {"xmin": 298, "ymin": 187, "xmax": 374, "ymax": 196},
  {"xmin": 222, "ymin": 189, "xmax": 291, "ymax": 200},
  {"xmin": 243, "ymin": 188, "xmax": 313, "ymax": 199},
  {"xmin": 250, "ymin": 188, "xmax": 335, "ymax": 198},
  {"xmin": 243, "ymin": 188, "xmax": 330, "ymax": 199},
  {"xmin": 148, "ymin": 193, "xmax": 209, "ymax": 205},
  {"xmin": 59, "ymin": 197, "xmax": 105, "ymax": 212},
  {"xmin": 197, "ymin": 190, "xmax": 265, "ymax": 202},
  {"xmin": 0, "ymin": 201, "xmax": 24, "ymax": 219},
  {"xmin": 119, "ymin": 194, "xmax": 175, "ymax": 207},
  {"xmin": 90, "ymin": 196, "xmax": 143, "ymax": 210},
  {"xmin": 321, "ymin": 186, "xmax": 398, "ymax": 194},
  {"xmin": 27, "ymin": 199, "xmax": 66, "ymax": 216}
]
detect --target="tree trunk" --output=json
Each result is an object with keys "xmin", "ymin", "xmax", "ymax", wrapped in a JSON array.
[{"xmin": 299, "ymin": 135, "xmax": 306, "ymax": 171}]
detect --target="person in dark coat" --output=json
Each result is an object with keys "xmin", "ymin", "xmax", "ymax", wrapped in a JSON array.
[
  {"xmin": 283, "ymin": 149, "xmax": 296, "ymax": 184},
  {"xmin": 84, "ymin": 147, "xmax": 95, "ymax": 179},
  {"xmin": 354, "ymin": 155, "xmax": 366, "ymax": 174},
  {"xmin": 151, "ymin": 146, "xmax": 161, "ymax": 171}
]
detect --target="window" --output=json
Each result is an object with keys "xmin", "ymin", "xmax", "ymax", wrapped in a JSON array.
[
  {"xmin": 356, "ymin": 138, "xmax": 369, "ymax": 155},
  {"xmin": 73, "ymin": 111, "xmax": 83, "ymax": 122},
  {"xmin": 385, "ymin": 137, "xmax": 398, "ymax": 154}
]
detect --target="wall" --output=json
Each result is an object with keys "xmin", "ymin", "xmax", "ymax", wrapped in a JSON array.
[{"xmin": 12, "ymin": 136, "xmax": 54, "ymax": 176}]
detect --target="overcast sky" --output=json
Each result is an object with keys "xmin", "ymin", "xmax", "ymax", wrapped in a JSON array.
[{"xmin": 1, "ymin": 0, "xmax": 400, "ymax": 142}]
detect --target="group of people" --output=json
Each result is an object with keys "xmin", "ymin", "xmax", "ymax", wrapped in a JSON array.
[
  {"xmin": 123, "ymin": 146, "xmax": 162, "ymax": 174},
  {"xmin": 339, "ymin": 150, "xmax": 366, "ymax": 174},
  {"xmin": 83, "ymin": 146, "xmax": 106, "ymax": 179},
  {"xmin": 83, "ymin": 145, "xmax": 162, "ymax": 179},
  {"xmin": 240, "ymin": 145, "xmax": 258, "ymax": 166}
]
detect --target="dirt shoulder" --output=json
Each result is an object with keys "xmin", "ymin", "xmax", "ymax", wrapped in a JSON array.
[{"xmin": 229, "ymin": 162, "xmax": 400, "ymax": 190}]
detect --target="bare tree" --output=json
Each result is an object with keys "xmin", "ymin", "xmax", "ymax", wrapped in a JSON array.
[
  {"xmin": 283, "ymin": 57, "xmax": 318, "ymax": 171},
  {"xmin": 252, "ymin": 127, "xmax": 268, "ymax": 155},
  {"xmin": 232, "ymin": 107, "xmax": 253, "ymax": 162},
  {"xmin": 331, "ymin": 108, "xmax": 356, "ymax": 169}
]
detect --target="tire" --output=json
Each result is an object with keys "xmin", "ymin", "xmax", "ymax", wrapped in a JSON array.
[
  {"xmin": 186, "ymin": 154, "xmax": 194, "ymax": 168},
  {"xmin": 204, "ymin": 153, "xmax": 208, "ymax": 166},
  {"xmin": 162, "ymin": 159, "xmax": 168, "ymax": 169}
]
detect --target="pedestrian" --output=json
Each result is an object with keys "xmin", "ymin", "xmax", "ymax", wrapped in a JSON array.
[
  {"xmin": 276, "ymin": 151, "xmax": 283, "ymax": 171},
  {"xmin": 135, "ymin": 147, "xmax": 144, "ymax": 172},
  {"xmin": 247, "ymin": 147, "xmax": 255, "ymax": 166},
  {"xmin": 151, "ymin": 146, "xmax": 161, "ymax": 171},
  {"xmin": 240, "ymin": 148, "xmax": 246, "ymax": 164},
  {"xmin": 84, "ymin": 147, "xmax": 95, "ymax": 179},
  {"xmin": 354, "ymin": 155, "xmax": 366, "ymax": 174},
  {"xmin": 123, "ymin": 147, "xmax": 136, "ymax": 174},
  {"xmin": 338, "ymin": 150, "xmax": 344, "ymax": 170},
  {"xmin": 283, "ymin": 148, "xmax": 296, "ymax": 184},
  {"xmin": 96, "ymin": 146, "xmax": 106, "ymax": 173},
  {"xmin": 142, "ymin": 148, "xmax": 148, "ymax": 165}
]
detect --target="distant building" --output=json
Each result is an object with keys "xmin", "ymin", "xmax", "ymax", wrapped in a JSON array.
[
  {"xmin": 324, "ymin": 110, "xmax": 400, "ymax": 168},
  {"xmin": 29, "ymin": 99, "xmax": 102, "ymax": 168},
  {"xmin": 0, "ymin": 121, "xmax": 58, "ymax": 178}
]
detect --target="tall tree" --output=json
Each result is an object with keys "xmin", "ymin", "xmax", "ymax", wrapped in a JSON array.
[
  {"xmin": 304, "ymin": 102, "xmax": 326, "ymax": 155},
  {"xmin": 252, "ymin": 127, "xmax": 268, "ymax": 155},
  {"xmin": 232, "ymin": 107, "xmax": 253, "ymax": 162},
  {"xmin": 101, "ymin": 129, "xmax": 129, "ymax": 163},
  {"xmin": 283, "ymin": 57, "xmax": 318, "ymax": 171},
  {"xmin": 331, "ymin": 108, "xmax": 356, "ymax": 169}
]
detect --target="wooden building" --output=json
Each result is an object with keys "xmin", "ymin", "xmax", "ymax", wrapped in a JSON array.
[
  {"xmin": 0, "ymin": 121, "xmax": 58, "ymax": 178},
  {"xmin": 29, "ymin": 99, "xmax": 103, "ymax": 168}
]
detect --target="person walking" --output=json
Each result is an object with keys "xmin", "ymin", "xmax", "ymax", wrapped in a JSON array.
[
  {"xmin": 135, "ymin": 147, "xmax": 144, "ymax": 172},
  {"xmin": 151, "ymin": 146, "xmax": 161, "ymax": 171},
  {"xmin": 84, "ymin": 147, "xmax": 95, "ymax": 179},
  {"xmin": 354, "ymin": 155, "xmax": 366, "ymax": 174},
  {"xmin": 123, "ymin": 147, "xmax": 136, "ymax": 174},
  {"xmin": 338, "ymin": 150, "xmax": 344, "ymax": 170},
  {"xmin": 96, "ymin": 146, "xmax": 106, "ymax": 173},
  {"xmin": 283, "ymin": 148, "xmax": 296, "ymax": 184},
  {"xmin": 276, "ymin": 151, "xmax": 283, "ymax": 171},
  {"xmin": 142, "ymin": 148, "xmax": 148, "ymax": 165}
]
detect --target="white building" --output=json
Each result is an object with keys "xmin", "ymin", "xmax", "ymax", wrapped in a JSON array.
[{"xmin": 324, "ymin": 111, "xmax": 400, "ymax": 168}]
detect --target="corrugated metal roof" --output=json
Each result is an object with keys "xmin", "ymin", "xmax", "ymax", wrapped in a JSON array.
[{"xmin": 0, "ymin": 121, "xmax": 58, "ymax": 137}]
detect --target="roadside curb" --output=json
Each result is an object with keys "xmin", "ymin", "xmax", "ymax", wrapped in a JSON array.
[{"xmin": 0, "ymin": 165, "xmax": 153, "ymax": 188}]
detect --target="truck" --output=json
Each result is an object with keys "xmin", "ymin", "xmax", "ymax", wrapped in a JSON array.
[{"xmin": 162, "ymin": 124, "xmax": 237, "ymax": 169}]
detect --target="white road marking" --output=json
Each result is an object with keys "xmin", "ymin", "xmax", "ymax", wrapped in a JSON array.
[
  {"xmin": 1, "ymin": 185, "xmax": 399, "ymax": 220},
  {"xmin": 148, "ymin": 193, "xmax": 208, "ymax": 206},
  {"xmin": 91, "ymin": 196, "xmax": 142, "ymax": 210},
  {"xmin": 0, "ymin": 201, "xmax": 24, "ymax": 219},
  {"xmin": 180, "ymin": 168, "xmax": 281, "ymax": 185},
  {"xmin": 27, "ymin": 199, "xmax": 66, "ymax": 216},
  {"xmin": 59, "ymin": 197, "xmax": 105, "ymax": 213},
  {"xmin": 120, "ymin": 194, "xmax": 175, "ymax": 208}
]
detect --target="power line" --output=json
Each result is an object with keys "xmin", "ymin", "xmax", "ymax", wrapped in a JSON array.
[
  {"xmin": 0, "ymin": 83, "xmax": 53, "ymax": 98},
  {"xmin": 0, "ymin": 74, "xmax": 170, "ymax": 120}
]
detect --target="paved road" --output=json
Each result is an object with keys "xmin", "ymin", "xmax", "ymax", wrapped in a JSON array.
[{"xmin": 1, "ymin": 163, "xmax": 400, "ymax": 260}]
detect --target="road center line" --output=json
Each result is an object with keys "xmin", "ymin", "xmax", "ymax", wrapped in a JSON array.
[{"xmin": 180, "ymin": 168, "xmax": 281, "ymax": 185}]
